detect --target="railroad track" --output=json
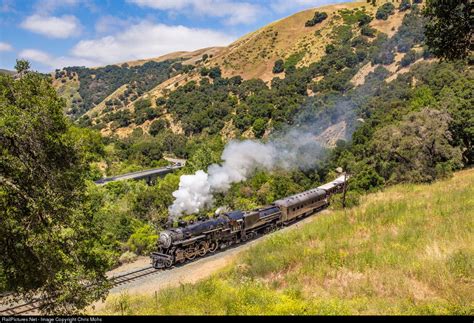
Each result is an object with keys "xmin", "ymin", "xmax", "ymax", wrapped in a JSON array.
[{"xmin": 0, "ymin": 266, "xmax": 161, "ymax": 316}]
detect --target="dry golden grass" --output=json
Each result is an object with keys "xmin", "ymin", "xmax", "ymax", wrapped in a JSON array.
[
  {"xmin": 56, "ymin": 1, "xmax": 414, "ymax": 137},
  {"xmin": 209, "ymin": 1, "xmax": 374, "ymax": 83}
]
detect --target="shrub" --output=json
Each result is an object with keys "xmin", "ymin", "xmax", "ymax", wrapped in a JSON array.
[
  {"xmin": 119, "ymin": 251, "xmax": 138, "ymax": 264},
  {"xmin": 361, "ymin": 25, "xmax": 376, "ymax": 37},
  {"xmin": 134, "ymin": 98, "xmax": 151, "ymax": 110},
  {"xmin": 200, "ymin": 67, "xmax": 209, "ymax": 76},
  {"xmin": 358, "ymin": 13, "xmax": 373, "ymax": 26},
  {"xmin": 305, "ymin": 11, "xmax": 328, "ymax": 27},
  {"xmin": 400, "ymin": 50, "xmax": 417, "ymax": 67},
  {"xmin": 252, "ymin": 118, "xmax": 266, "ymax": 137},
  {"xmin": 399, "ymin": 0, "xmax": 411, "ymax": 11},
  {"xmin": 272, "ymin": 59, "xmax": 284, "ymax": 74},
  {"xmin": 376, "ymin": 3, "xmax": 395, "ymax": 20},
  {"xmin": 127, "ymin": 224, "xmax": 159, "ymax": 255},
  {"xmin": 149, "ymin": 119, "xmax": 169, "ymax": 136},
  {"xmin": 325, "ymin": 44, "xmax": 336, "ymax": 54},
  {"xmin": 156, "ymin": 97, "xmax": 166, "ymax": 106},
  {"xmin": 284, "ymin": 52, "xmax": 305, "ymax": 70},
  {"xmin": 208, "ymin": 67, "xmax": 221, "ymax": 79}
]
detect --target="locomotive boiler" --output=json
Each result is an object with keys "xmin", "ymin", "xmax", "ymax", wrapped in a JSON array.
[{"xmin": 150, "ymin": 175, "xmax": 347, "ymax": 269}]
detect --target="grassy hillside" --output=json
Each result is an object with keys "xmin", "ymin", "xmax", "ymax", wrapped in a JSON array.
[
  {"xmin": 54, "ymin": 1, "xmax": 415, "ymax": 138},
  {"xmin": 97, "ymin": 168, "xmax": 474, "ymax": 315},
  {"xmin": 210, "ymin": 2, "xmax": 375, "ymax": 82}
]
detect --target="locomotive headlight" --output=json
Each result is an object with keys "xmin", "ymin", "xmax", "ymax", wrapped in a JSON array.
[{"xmin": 159, "ymin": 231, "xmax": 172, "ymax": 248}]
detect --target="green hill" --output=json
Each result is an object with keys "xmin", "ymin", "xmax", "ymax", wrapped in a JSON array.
[{"xmin": 97, "ymin": 168, "xmax": 474, "ymax": 315}]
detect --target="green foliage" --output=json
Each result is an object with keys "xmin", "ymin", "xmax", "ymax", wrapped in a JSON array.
[
  {"xmin": 376, "ymin": 3, "xmax": 395, "ymax": 20},
  {"xmin": 64, "ymin": 59, "xmax": 178, "ymax": 119},
  {"xmin": 399, "ymin": 0, "xmax": 411, "ymax": 11},
  {"xmin": 149, "ymin": 119, "xmax": 169, "ymax": 136},
  {"xmin": 338, "ymin": 8, "xmax": 370, "ymax": 25},
  {"xmin": 400, "ymin": 49, "xmax": 418, "ymax": 67},
  {"xmin": 371, "ymin": 108, "xmax": 462, "ymax": 183},
  {"xmin": 208, "ymin": 67, "xmax": 222, "ymax": 79},
  {"xmin": 325, "ymin": 44, "xmax": 336, "ymax": 54},
  {"xmin": 252, "ymin": 118, "xmax": 266, "ymax": 138},
  {"xmin": 357, "ymin": 13, "xmax": 373, "ymax": 26},
  {"xmin": 134, "ymin": 98, "xmax": 151, "ymax": 110},
  {"xmin": 408, "ymin": 85, "xmax": 436, "ymax": 110},
  {"xmin": 272, "ymin": 59, "xmax": 284, "ymax": 74},
  {"xmin": 284, "ymin": 52, "xmax": 305, "ymax": 70},
  {"xmin": 331, "ymin": 25, "xmax": 353, "ymax": 44},
  {"xmin": 0, "ymin": 71, "xmax": 109, "ymax": 313},
  {"xmin": 127, "ymin": 224, "xmax": 158, "ymax": 255},
  {"xmin": 14, "ymin": 59, "xmax": 30, "ymax": 74},
  {"xmin": 305, "ymin": 11, "xmax": 328, "ymax": 27},
  {"xmin": 360, "ymin": 25, "xmax": 376, "ymax": 37},
  {"xmin": 423, "ymin": 0, "xmax": 473, "ymax": 60},
  {"xmin": 134, "ymin": 99, "xmax": 159, "ymax": 125}
]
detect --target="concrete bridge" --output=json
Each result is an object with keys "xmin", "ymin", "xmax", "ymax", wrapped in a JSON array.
[{"xmin": 94, "ymin": 160, "xmax": 185, "ymax": 186}]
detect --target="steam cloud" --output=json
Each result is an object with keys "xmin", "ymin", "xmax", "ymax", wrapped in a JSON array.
[
  {"xmin": 168, "ymin": 130, "xmax": 327, "ymax": 219},
  {"xmin": 167, "ymin": 25, "xmax": 405, "ymax": 220}
]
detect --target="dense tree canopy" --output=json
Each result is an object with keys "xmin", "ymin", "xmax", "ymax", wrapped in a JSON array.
[
  {"xmin": 423, "ymin": 0, "xmax": 473, "ymax": 60},
  {"xmin": 0, "ymin": 70, "xmax": 110, "ymax": 313}
]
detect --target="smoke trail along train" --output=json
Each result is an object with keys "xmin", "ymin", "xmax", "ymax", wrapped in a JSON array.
[{"xmin": 151, "ymin": 175, "xmax": 347, "ymax": 269}]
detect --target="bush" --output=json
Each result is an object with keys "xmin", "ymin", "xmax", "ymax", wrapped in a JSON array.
[
  {"xmin": 361, "ymin": 25, "xmax": 376, "ymax": 37},
  {"xmin": 252, "ymin": 118, "xmax": 266, "ymax": 137},
  {"xmin": 358, "ymin": 13, "xmax": 373, "ymax": 26},
  {"xmin": 200, "ymin": 67, "xmax": 209, "ymax": 76},
  {"xmin": 272, "ymin": 59, "xmax": 284, "ymax": 74},
  {"xmin": 149, "ymin": 119, "xmax": 169, "ymax": 136},
  {"xmin": 208, "ymin": 67, "xmax": 221, "ymax": 79},
  {"xmin": 134, "ymin": 98, "xmax": 151, "ymax": 110},
  {"xmin": 119, "ymin": 251, "xmax": 138, "ymax": 264},
  {"xmin": 126, "ymin": 224, "xmax": 158, "ymax": 255},
  {"xmin": 400, "ymin": 50, "xmax": 417, "ymax": 67},
  {"xmin": 325, "ymin": 44, "xmax": 336, "ymax": 54},
  {"xmin": 376, "ymin": 3, "xmax": 395, "ymax": 20},
  {"xmin": 305, "ymin": 11, "xmax": 328, "ymax": 27},
  {"xmin": 284, "ymin": 52, "xmax": 305, "ymax": 69},
  {"xmin": 399, "ymin": 0, "xmax": 411, "ymax": 11}
]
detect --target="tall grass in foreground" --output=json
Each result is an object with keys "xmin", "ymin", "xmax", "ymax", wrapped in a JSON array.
[{"xmin": 97, "ymin": 169, "xmax": 474, "ymax": 315}]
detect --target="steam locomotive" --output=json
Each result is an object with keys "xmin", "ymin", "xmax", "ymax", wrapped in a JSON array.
[{"xmin": 150, "ymin": 175, "xmax": 347, "ymax": 269}]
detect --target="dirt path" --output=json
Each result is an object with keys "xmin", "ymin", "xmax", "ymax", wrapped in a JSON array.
[{"xmin": 90, "ymin": 210, "xmax": 329, "ymax": 312}]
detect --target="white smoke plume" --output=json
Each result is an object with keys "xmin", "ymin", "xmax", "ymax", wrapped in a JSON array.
[{"xmin": 168, "ymin": 130, "xmax": 326, "ymax": 219}]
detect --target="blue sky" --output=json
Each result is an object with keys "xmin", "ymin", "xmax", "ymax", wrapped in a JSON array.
[{"xmin": 0, "ymin": 0, "xmax": 348, "ymax": 72}]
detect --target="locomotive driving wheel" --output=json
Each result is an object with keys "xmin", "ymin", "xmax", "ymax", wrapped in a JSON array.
[
  {"xmin": 164, "ymin": 259, "xmax": 173, "ymax": 268},
  {"xmin": 198, "ymin": 242, "xmax": 207, "ymax": 256},
  {"xmin": 185, "ymin": 247, "xmax": 196, "ymax": 260},
  {"xmin": 208, "ymin": 241, "xmax": 218, "ymax": 253}
]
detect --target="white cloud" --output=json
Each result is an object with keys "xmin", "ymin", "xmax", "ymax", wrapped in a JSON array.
[
  {"xmin": 128, "ymin": 0, "xmax": 261, "ymax": 25},
  {"xmin": 21, "ymin": 14, "xmax": 82, "ymax": 38},
  {"xmin": 95, "ymin": 15, "xmax": 136, "ymax": 34},
  {"xmin": 19, "ymin": 49, "xmax": 95, "ymax": 69},
  {"xmin": 20, "ymin": 22, "xmax": 234, "ymax": 70},
  {"xmin": 34, "ymin": 0, "xmax": 79, "ymax": 12},
  {"xmin": 71, "ymin": 21, "xmax": 234, "ymax": 66},
  {"xmin": 0, "ymin": 42, "xmax": 13, "ymax": 51}
]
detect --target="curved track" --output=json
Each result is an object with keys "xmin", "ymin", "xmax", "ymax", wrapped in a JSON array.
[
  {"xmin": 0, "ymin": 266, "xmax": 162, "ymax": 316},
  {"xmin": 1, "ymin": 208, "xmax": 327, "ymax": 315}
]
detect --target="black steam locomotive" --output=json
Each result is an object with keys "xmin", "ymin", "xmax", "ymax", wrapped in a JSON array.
[{"xmin": 150, "ymin": 175, "xmax": 347, "ymax": 269}]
